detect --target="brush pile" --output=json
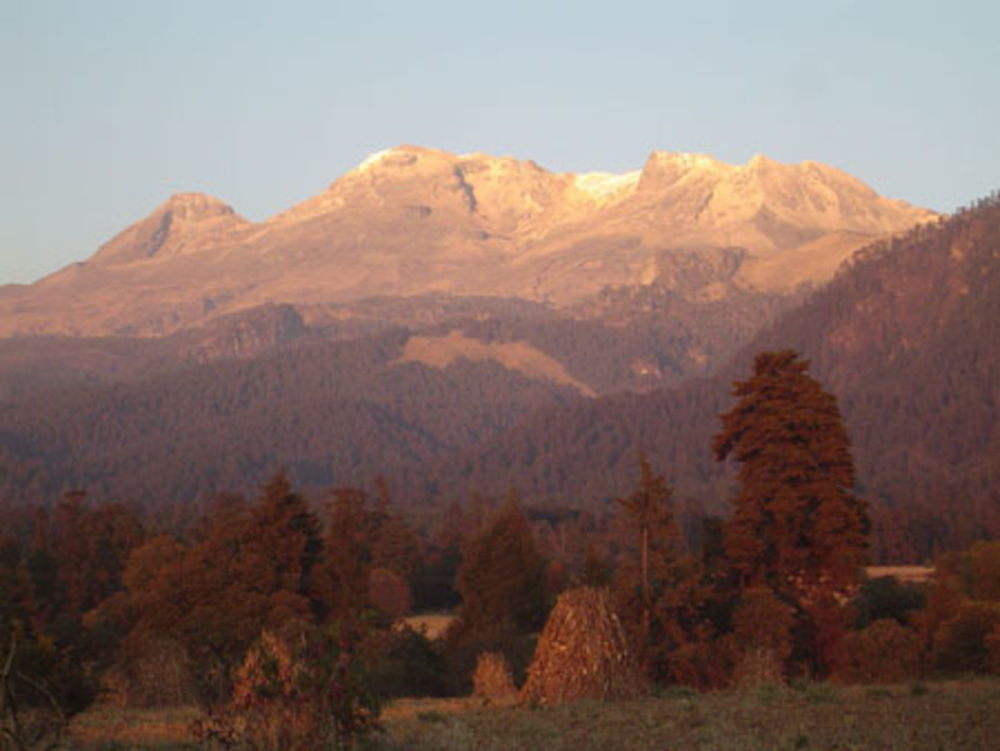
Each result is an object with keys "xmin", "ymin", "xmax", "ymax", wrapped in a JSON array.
[
  {"xmin": 520, "ymin": 586, "xmax": 644, "ymax": 704},
  {"xmin": 472, "ymin": 651, "xmax": 518, "ymax": 701}
]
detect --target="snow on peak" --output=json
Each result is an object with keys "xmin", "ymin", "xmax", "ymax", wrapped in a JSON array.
[
  {"xmin": 357, "ymin": 148, "xmax": 397, "ymax": 171},
  {"xmin": 573, "ymin": 171, "xmax": 641, "ymax": 201},
  {"xmin": 647, "ymin": 151, "xmax": 722, "ymax": 169}
]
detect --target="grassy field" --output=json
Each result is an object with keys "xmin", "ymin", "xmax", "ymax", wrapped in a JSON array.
[
  {"xmin": 68, "ymin": 704, "xmax": 202, "ymax": 749},
  {"xmin": 67, "ymin": 679, "xmax": 1000, "ymax": 750}
]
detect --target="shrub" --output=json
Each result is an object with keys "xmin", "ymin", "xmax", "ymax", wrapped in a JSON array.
[
  {"xmin": 472, "ymin": 651, "xmax": 517, "ymax": 701},
  {"xmin": 985, "ymin": 623, "xmax": 1000, "ymax": 674},
  {"xmin": 665, "ymin": 625, "xmax": 737, "ymax": 691},
  {"xmin": 193, "ymin": 623, "xmax": 381, "ymax": 750},
  {"xmin": 853, "ymin": 576, "xmax": 926, "ymax": 629},
  {"xmin": 441, "ymin": 623, "xmax": 536, "ymax": 697},
  {"xmin": 368, "ymin": 624, "xmax": 448, "ymax": 699},
  {"xmin": 833, "ymin": 619, "xmax": 922, "ymax": 684},
  {"xmin": 733, "ymin": 646, "xmax": 786, "ymax": 688},
  {"xmin": 933, "ymin": 601, "xmax": 1000, "ymax": 674},
  {"xmin": 731, "ymin": 587, "xmax": 794, "ymax": 686},
  {"xmin": 102, "ymin": 631, "xmax": 196, "ymax": 707}
]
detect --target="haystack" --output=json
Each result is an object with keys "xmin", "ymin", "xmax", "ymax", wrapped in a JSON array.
[
  {"xmin": 520, "ymin": 586, "xmax": 644, "ymax": 704},
  {"xmin": 472, "ymin": 651, "xmax": 518, "ymax": 701}
]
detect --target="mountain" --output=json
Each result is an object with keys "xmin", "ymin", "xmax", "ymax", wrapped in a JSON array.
[
  {"xmin": 0, "ymin": 192, "xmax": 996, "ymax": 563},
  {"xmin": 7, "ymin": 145, "xmax": 992, "ymax": 563},
  {"xmin": 0, "ymin": 146, "xmax": 932, "ymax": 338},
  {"xmin": 403, "ymin": 192, "xmax": 1000, "ymax": 559}
]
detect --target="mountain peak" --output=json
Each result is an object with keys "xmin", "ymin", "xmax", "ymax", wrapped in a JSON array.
[
  {"xmin": 162, "ymin": 192, "xmax": 237, "ymax": 218},
  {"xmin": 637, "ymin": 150, "xmax": 726, "ymax": 191},
  {"xmin": 353, "ymin": 144, "xmax": 460, "ymax": 176},
  {"xmin": 0, "ymin": 144, "xmax": 938, "ymax": 336},
  {"xmin": 357, "ymin": 145, "xmax": 421, "ymax": 170},
  {"xmin": 645, "ymin": 150, "xmax": 723, "ymax": 168},
  {"xmin": 747, "ymin": 153, "xmax": 775, "ymax": 169},
  {"xmin": 90, "ymin": 192, "xmax": 249, "ymax": 266}
]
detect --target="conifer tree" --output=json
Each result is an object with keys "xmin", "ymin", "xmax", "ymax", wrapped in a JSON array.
[
  {"xmin": 318, "ymin": 487, "xmax": 373, "ymax": 624},
  {"xmin": 714, "ymin": 351, "xmax": 868, "ymax": 594},
  {"xmin": 615, "ymin": 451, "xmax": 677, "ymax": 655},
  {"xmin": 714, "ymin": 350, "xmax": 869, "ymax": 674},
  {"xmin": 613, "ymin": 453, "xmax": 713, "ymax": 683},
  {"xmin": 455, "ymin": 496, "xmax": 548, "ymax": 636}
]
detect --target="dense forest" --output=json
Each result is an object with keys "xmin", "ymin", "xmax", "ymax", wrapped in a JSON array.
[
  {"xmin": 4, "ymin": 351, "xmax": 1000, "ymax": 749},
  {"xmin": 0, "ymin": 192, "xmax": 998, "ymax": 565},
  {"xmin": 411, "ymin": 191, "xmax": 1000, "ymax": 560}
]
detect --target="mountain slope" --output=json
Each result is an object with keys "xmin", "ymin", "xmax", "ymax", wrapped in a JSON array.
[
  {"xmin": 0, "ymin": 193, "xmax": 994, "ymax": 562},
  {"xmin": 0, "ymin": 329, "xmax": 585, "ymax": 506},
  {"xmin": 398, "ymin": 191, "xmax": 1000, "ymax": 558},
  {"xmin": 0, "ymin": 146, "xmax": 933, "ymax": 337}
]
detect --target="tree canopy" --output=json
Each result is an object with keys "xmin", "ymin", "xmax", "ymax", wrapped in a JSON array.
[{"xmin": 714, "ymin": 350, "xmax": 869, "ymax": 600}]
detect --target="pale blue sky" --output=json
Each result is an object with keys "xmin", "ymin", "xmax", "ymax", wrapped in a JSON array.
[{"xmin": 2, "ymin": 0, "xmax": 998, "ymax": 283}]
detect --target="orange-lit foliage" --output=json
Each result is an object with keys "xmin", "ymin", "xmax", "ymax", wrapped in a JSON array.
[
  {"xmin": 714, "ymin": 351, "xmax": 868, "ymax": 595},
  {"xmin": 317, "ymin": 488, "xmax": 374, "ymax": 623},
  {"xmin": 714, "ymin": 351, "xmax": 869, "ymax": 675},
  {"xmin": 193, "ymin": 625, "xmax": 381, "ymax": 750},
  {"xmin": 610, "ymin": 454, "xmax": 722, "ymax": 688},
  {"xmin": 29, "ymin": 492, "xmax": 144, "ymax": 633},
  {"xmin": 113, "ymin": 472, "xmax": 323, "ymax": 702},
  {"xmin": 472, "ymin": 651, "xmax": 517, "ymax": 701},
  {"xmin": 964, "ymin": 542, "xmax": 1000, "ymax": 600},
  {"xmin": 732, "ymin": 586, "xmax": 794, "ymax": 659}
]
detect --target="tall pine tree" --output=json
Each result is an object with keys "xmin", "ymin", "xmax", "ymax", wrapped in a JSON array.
[{"xmin": 714, "ymin": 350, "xmax": 869, "ymax": 674}]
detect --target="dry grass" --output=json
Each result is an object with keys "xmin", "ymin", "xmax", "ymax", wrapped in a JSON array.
[
  {"xmin": 68, "ymin": 704, "xmax": 201, "ymax": 749},
  {"xmin": 472, "ymin": 652, "xmax": 518, "ymax": 701},
  {"xmin": 67, "ymin": 678, "xmax": 1000, "ymax": 751},
  {"xmin": 402, "ymin": 612, "xmax": 455, "ymax": 640},
  {"xmin": 865, "ymin": 565, "xmax": 935, "ymax": 583},
  {"xmin": 382, "ymin": 697, "xmax": 478, "ymax": 721},
  {"xmin": 375, "ymin": 679, "xmax": 1000, "ymax": 751}
]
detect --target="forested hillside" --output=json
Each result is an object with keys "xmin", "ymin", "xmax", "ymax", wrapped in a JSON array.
[
  {"xmin": 0, "ymin": 329, "xmax": 585, "ymax": 506},
  {"xmin": 0, "ymin": 287, "xmax": 787, "ymax": 507},
  {"xmin": 400, "ymin": 191, "xmax": 1000, "ymax": 560},
  {"xmin": 751, "ymin": 192, "xmax": 1000, "ymax": 559},
  {"xmin": 1, "ymin": 193, "xmax": 997, "ymax": 563}
]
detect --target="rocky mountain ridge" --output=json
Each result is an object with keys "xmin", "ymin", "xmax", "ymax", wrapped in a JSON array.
[{"xmin": 0, "ymin": 146, "xmax": 934, "ymax": 337}]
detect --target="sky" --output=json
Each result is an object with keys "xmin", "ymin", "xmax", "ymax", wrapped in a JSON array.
[{"xmin": 2, "ymin": 0, "xmax": 998, "ymax": 284}]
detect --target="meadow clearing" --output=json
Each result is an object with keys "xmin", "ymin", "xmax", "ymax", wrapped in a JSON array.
[{"xmin": 67, "ymin": 677, "xmax": 1000, "ymax": 750}]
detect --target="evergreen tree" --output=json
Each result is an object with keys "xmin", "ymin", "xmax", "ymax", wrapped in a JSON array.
[
  {"xmin": 713, "ymin": 350, "xmax": 869, "ymax": 674},
  {"xmin": 455, "ymin": 496, "xmax": 548, "ymax": 636},
  {"xmin": 613, "ymin": 453, "xmax": 716, "ymax": 684},
  {"xmin": 317, "ymin": 487, "xmax": 374, "ymax": 624},
  {"xmin": 247, "ymin": 470, "xmax": 323, "ymax": 622},
  {"xmin": 614, "ymin": 452, "xmax": 678, "ymax": 659}
]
